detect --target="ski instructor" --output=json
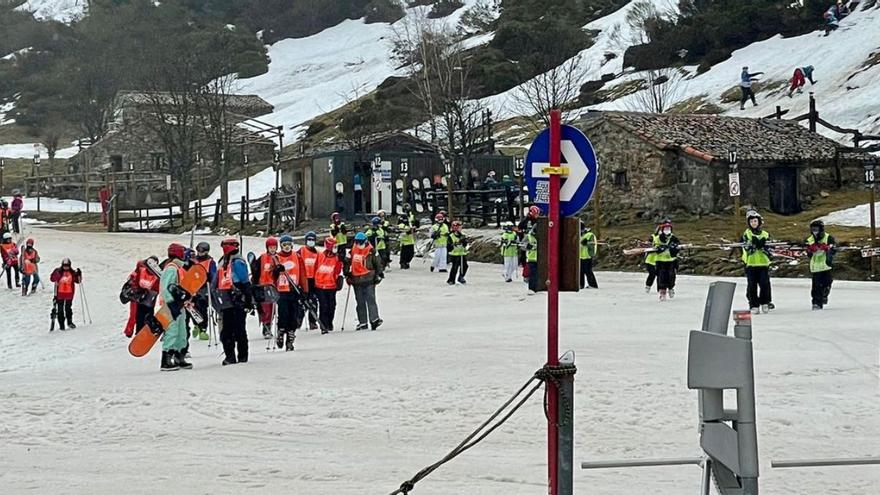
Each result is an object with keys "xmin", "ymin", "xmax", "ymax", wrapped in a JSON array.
[{"xmin": 215, "ymin": 237, "xmax": 253, "ymax": 365}]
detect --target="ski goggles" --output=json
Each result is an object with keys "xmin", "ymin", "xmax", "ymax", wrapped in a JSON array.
[{"xmin": 280, "ymin": 241, "xmax": 295, "ymax": 250}]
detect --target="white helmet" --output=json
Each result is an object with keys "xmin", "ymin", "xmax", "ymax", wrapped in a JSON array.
[{"xmin": 2, "ymin": 232, "xmax": 11, "ymax": 241}]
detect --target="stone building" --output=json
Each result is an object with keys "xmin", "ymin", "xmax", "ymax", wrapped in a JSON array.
[
  {"xmin": 64, "ymin": 91, "xmax": 275, "ymax": 208},
  {"xmin": 579, "ymin": 111, "xmax": 876, "ymax": 216}
]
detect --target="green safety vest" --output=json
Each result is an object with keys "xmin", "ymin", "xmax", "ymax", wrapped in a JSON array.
[
  {"xmin": 652, "ymin": 233, "xmax": 677, "ymax": 263},
  {"xmin": 398, "ymin": 223, "xmax": 415, "ymax": 246},
  {"xmin": 500, "ymin": 231, "xmax": 517, "ymax": 257},
  {"xmin": 806, "ymin": 233, "xmax": 832, "ymax": 273},
  {"xmin": 375, "ymin": 226, "xmax": 387, "ymax": 250},
  {"xmin": 432, "ymin": 223, "xmax": 449, "ymax": 247},
  {"xmin": 741, "ymin": 229, "xmax": 771, "ymax": 267},
  {"xmin": 579, "ymin": 231, "xmax": 597, "ymax": 260},
  {"xmin": 331, "ymin": 222, "xmax": 347, "ymax": 245},
  {"xmin": 526, "ymin": 232, "xmax": 538, "ymax": 262},
  {"xmin": 450, "ymin": 232, "xmax": 468, "ymax": 256}
]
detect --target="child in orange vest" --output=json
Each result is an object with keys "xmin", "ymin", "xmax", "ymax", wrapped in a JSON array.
[
  {"xmin": 19, "ymin": 238, "xmax": 40, "ymax": 296},
  {"xmin": 49, "ymin": 258, "xmax": 82, "ymax": 330}
]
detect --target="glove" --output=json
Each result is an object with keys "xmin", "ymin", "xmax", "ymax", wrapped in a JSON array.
[
  {"xmin": 346, "ymin": 276, "xmax": 354, "ymax": 286},
  {"xmin": 336, "ymin": 275, "xmax": 344, "ymax": 291},
  {"xmin": 273, "ymin": 264, "xmax": 285, "ymax": 274},
  {"xmin": 807, "ymin": 244, "xmax": 819, "ymax": 253},
  {"xmin": 431, "ymin": 231, "xmax": 439, "ymax": 240},
  {"xmin": 375, "ymin": 275, "xmax": 384, "ymax": 285},
  {"xmin": 655, "ymin": 245, "xmax": 668, "ymax": 253},
  {"xmin": 745, "ymin": 245, "xmax": 756, "ymax": 254},
  {"xmin": 75, "ymin": 268, "xmax": 82, "ymax": 277}
]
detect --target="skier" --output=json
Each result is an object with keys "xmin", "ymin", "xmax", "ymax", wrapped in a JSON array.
[
  {"xmin": 330, "ymin": 212, "xmax": 349, "ymax": 258},
  {"xmin": 525, "ymin": 226, "xmax": 539, "ymax": 294},
  {"xmin": 739, "ymin": 66, "xmax": 763, "ymax": 110},
  {"xmin": 397, "ymin": 213, "xmax": 416, "ymax": 269},
  {"xmin": 579, "ymin": 224, "xmax": 599, "ymax": 289},
  {"xmin": 191, "ymin": 242, "xmax": 217, "ymax": 341},
  {"xmin": 430, "ymin": 212, "xmax": 450, "ymax": 273},
  {"xmin": 10, "ymin": 190, "xmax": 23, "ymax": 234},
  {"xmin": 788, "ymin": 65, "xmax": 816, "ymax": 97},
  {"xmin": 299, "ymin": 231, "xmax": 320, "ymax": 331},
  {"xmin": 274, "ymin": 234, "xmax": 307, "ymax": 351},
  {"xmin": 314, "ymin": 236, "xmax": 344, "ymax": 333},
  {"xmin": 741, "ymin": 210, "xmax": 774, "ymax": 314},
  {"xmin": 345, "ymin": 232, "xmax": 384, "ymax": 331},
  {"xmin": 251, "ymin": 237, "xmax": 279, "ymax": 339},
  {"xmin": 805, "ymin": 219, "xmax": 835, "ymax": 310},
  {"xmin": 19, "ymin": 237, "xmax": 40, "ymax": 296},
  {"xmin": 447, "ymin": 220, "xmax": 469, "ymax": 285},
  {"xmin": 1, "ymin": 232, "xmax": 20, "ymax": 289},
  {"xmin": 653, "ymin": 219, "xmax": 680, "ymax": 301},
  {"xmin": 517, "ymin": 205, "xmax": 541, "ymax": 283},
  {"xmin": 123, "ymin": 256, "xmax": 160, "ymax": 338},
  {"xmin": 0, "ymin": 199, "xmax": 9, "ymax": 234},
  {"xmin": 500, "ymin": 225, "xmax": 518, "ymax": 283},
  {"xmin": 49, "ymin": 258, "xmax": 82, "ymax": 330},
  {"xmin": 158, "ymin": 243, "xmax": 194, "ymax": 371},
  {"xmin": 367, "ymin": 216, "xmax": 389, "ymax": 270},
  {"xmin": 215, "ymin": 237, "xmax": 253, "ymax": 364}
]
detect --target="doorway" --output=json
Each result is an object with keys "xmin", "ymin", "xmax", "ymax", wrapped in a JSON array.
[{"xmin": 768, "ymin": 167, "xmax": 800, "ymax": 215}]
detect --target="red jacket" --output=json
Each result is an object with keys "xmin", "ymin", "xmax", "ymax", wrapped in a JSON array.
[{"xmin": 50, "ymin": 267, "xmax": 82, "ymax": 301}]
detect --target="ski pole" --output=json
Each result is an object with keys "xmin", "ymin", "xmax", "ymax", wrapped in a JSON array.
[
  {"xmin": 80, "ymin": 281, "xmax": 93, "ymax": 324},
  {"xmin": 340, "ymin": 283, "xmax": 352, "ymax": 332}
]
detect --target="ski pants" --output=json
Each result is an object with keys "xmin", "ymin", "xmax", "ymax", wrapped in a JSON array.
[
  {"xmin": 527, "ymin": 261, "xmax": 538, "ymax": 292},
  {"xmin": 257, "ymin": 302, "xmax": 274, "ymax": 325},
  {"xmin": 353, "ymin": 283, "xmax": 379, "ymax": 325},
  {"xmin": 162, "ymin": 313, "xmax": 188, "ymax": 353},
  {"xmin": 811, "ymin": 271, "xmax": 833, "ymax": 306},
  {"xmin": 305, "ymin": 279, "xmax": 318, "ymax": 327},
  {"xmin": 645, "ymin": 263, "xmax": 656, "ymax": 288},
  {"xmin": 503, "ymin": 256, "xmax": 517, "ymax": 281},
  {"xmin": 220, "ymin": 306, "xmax": 248, "ymax": 363},
  {"xmin": 431, "ymin": 246, "xmax": 448, "ymax": 271},
  {"xmin": 22, "ymin": 272, "xmax": 39, "ymax": 293},
  {"xmin": 656, "ymin": 261, "xmax": 676, "ymax": 291},
  {"xmin": 55, "ymin": 299, "xmax": 74, "ymax": 329},
  {"xmin": 315, "ymin": 287, "xmax": 337, "ymax": 331},
  {"xmin": 124, "ymin": 301, "xmax": 137, "ymax": 336},
  {"xmin": 380, "ymin": 248, "xmax": 391, "ymax": 268},
  {"xmin": 277, "ymin": 293, "xmax": 303, "ymax": 336},
  {"xmin": 135, "ymin": 303, "xmax": 154, "ymax": 334},
  {"xmin": 447, "ymin": 255, "xmax": 468, "ymax": 283},
  {"xmin": 745, "ymin": 266, "xmax": 772, "ymax": 308},
  {"xmin": 740, "ymin": 86, "xmax": 756, "ymax": 107},
  {"xmin": 10, "ymin": 212, "xmax": 20, "ymax": 234},
  {"xmin": 580, "ymin": 258, "xmax": 598, "ymax": 289},
  {"xmin": 790, "ymin": 69, "xmax": 805, "ymax": 92},
  {"xmin": 399, "ymin": 244, "xmax": 414, "ymax": 269},
  {"xmin": 4, "ymin": 264, "xmax": 19, "ymax": 288}
]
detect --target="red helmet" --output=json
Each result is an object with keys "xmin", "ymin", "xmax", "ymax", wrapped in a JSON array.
[
  {"xmin": 266, "ymin": 237, "xmax": 278, "ymax": 248},
  {"xmin": 451, "ymin": 220, "xmax": 462, "ymax": 229},
  {"xmin": 528, "ymin": 205, "xmax": 540, "ymax": 218},
  {"xmin": 435, "ymin": 212, "xmax": 445, "ymax": 222},
  {"xmin": 331, "ymin": 212, "xmax": 340, "ymax": 222},
  {"xmin": 167, "ymin": 243, "xmax": 186, "ymax": 260},
  {"xmin": 26, "ymin": 238, "xmax": 34, "ymax": 246},
  {"xmin": 324, "ymin": 237, "xmax": 337, "ymax": 251},
  {"xmin": 220, "ymin": 237, "xmax": 240, "ymax": 255}
]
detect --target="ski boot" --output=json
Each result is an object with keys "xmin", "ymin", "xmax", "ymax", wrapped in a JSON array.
[
  {"xmin": 161, "ymin": 351, "xmax": 180, "ymax": 371},
  {"xmin": 447, "ymin": 280, "xmax": 455, "ymax": 285},
  {"xmin": 760, "ymin": 304, "xmax": 771, "ymax": 314},
  {"xmin": 658, "ymin": 289, "xmax": 667, "ymax": 302},
  {"xmin": 175, "ymin": 350, "xmax": 193, "ymax": 370},
  {"xmin": 222, "ymin": 358, "xmax": 236, "ymax": 366},
  {"xmin": 198, "ymin": 329, "xmax": 209, "ymax": 341},
  {"xmin": 276, "ymin": 333, "xmax": 284, "ymax": 349},
  {"xmin": 262, "ymin": 324, "xmax": 272, "ymax": 340},
  {"xmin": 68, "ymin": 322, "xmax": 76, "ymax": 329},
  {"xmin": 355, "ymin": 322, "xmax": 369, "ymax": 331},
  {"xmin": 812, "ymin": 304, "xmax": 823, "ymax": 310},
  {"xmin": 309, "ymin": 322, "xmax": 318, "ymax": 331},
  {"xmin": 457, "ymin": 276, "xmax": 466, "ymax": 284},
  {"xmin": 370, "ymin": 318, "xmax": 383, "ymax": 331},
  {"xmin": 750, "ymin": 307, "xmax": 760, "ymax": 315},
  {"xmin": 430, "ymin": 266, "xmax": 435, "ymax": 272},
  {"xmin": 644, "ymin": 286, "xmax": 651, "ymax": 294},
  {"xmin": 285, "ymin": 333, "xmax": 295, "ymax": 351},
  {"xmin": 668, "ymin": 289, "xmax": 675, "ymax": 299},
  {"xmin": 767, "ymin": 302, "xmax": 776, "ymax": 310}
]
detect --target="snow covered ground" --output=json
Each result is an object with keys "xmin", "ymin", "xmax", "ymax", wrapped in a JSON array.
[
  {"xmin": 0, "ymin": 142, "xmax": 78, "ymax": 159},
  {"xmin": 15, "ymin": 0, "xmax": 86, "ymax": 23},
  {"xmin": 820, "ymin": 200, "xmax": 880, "ymax": 227},
  {"xmin": 0, "ymin": 227, "xmax": 877, "ymax": 494}
]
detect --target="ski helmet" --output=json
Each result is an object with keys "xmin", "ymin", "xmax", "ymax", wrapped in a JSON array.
[
  {"xmin": 434, "ymin": 212, "xmax": 445, "ymax": 222},
  {"xmin": 324, "ymin": 237, "xmax": 337, "ymax": 251},
  {"xmin": 451, "ymin": 220, "xmax": 462, "ymax": 230},
  {"xmin": 305, "ymin": 231, "xmax": 317, "ymax": 241},
  {"xmin": 377, "ymin": 209, "xmax": 387, "ymax": 218},
  {"xmin": 147, "ymin": 255, "xmax": 159, "ymax": 263},
  {"xmin": 746, "ymin": 210, "xmax": 763, "ymax": 227},
  {"xmin": 266, "ymin": 237, "xmax": 278, "ymax": 249},
  {"xmin": 220, "ymin": 237, "xmax": 239, "ymax": 255},
  {"xmin": 279, "ymin": 234, "xmax": 293, "ymax": 244},
  {"xmin": 61, "ymin": 257, "xmax": 71, "ymax": 267},
  {"xmin": 331, "ymin": 212, "xmax": 340, "ymax": 222},
  {"xmin": 26, "ymin": 238, "xmax": 34, "ymax": 246},
  {"xmin": 371, "ymin": 216, "xmax": 381, "ymax": 226},
  {"xmin": 528, "ymin": 205, "xmax": 540, "ymax": 218},
  {"xmin": 196, "ymin": 241, "xmax": 210, "ymax": 253},
  {"xmin": 167, "ymin": 243, "xmax": 186, "ymax": 260},
  {"xmin": 354, "ymin": 232, "xmax": 367, "ymax": 244},
  {"xmin": 2, "ymin": 232, "xmax": 11, "ymax": 241},
  {"xmin": 810, "ymin": 219, "xmax": 824, "ymax": 233}
]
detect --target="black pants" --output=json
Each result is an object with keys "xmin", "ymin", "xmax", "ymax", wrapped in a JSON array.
[
  {"xmin": 527, "ymin": 261, "xmax": 538, "ymax": 292},
  {"xmin": 740, "ymin": 87, "xmax": 756, "ymax": 107},
  {"xmin": 580, "ymin": 259, "xmax": 598, "ymax": 289},
  {"xmin": 306, "ymin": 279, "xmax": 318, "ymax": 327},
  {"xmin": 811, "ymin": 271, "xmax": 833, "ymax": 306},
  {"xmin": 4, "ymin": 265, "xmax": 20, "ymax": 288},
  {"xmin": 745, "ymin": 266, "xmax": 772, "ymax": 308},
  {"xmin": 399, "ymin": 244, "xmax": 414, "ymax": 269},
  {"xmin": 277, "ymin": 293, "xmax": 303, "ymax": 335},
  {"xmin": 380, "ymin": 247, "xmax": 391, "ymax": 267},
  {"xmin": 55, "ymin": 299, "xmax": 73, "ymax": 329},
  {"xmin": 656, "ymin": 261, "xmax": 676, "ymax": 291},
  {"xmin": 645, "ymin": 264, "xmax": 656, "ymax": 288},
  {"xmin": 135, "ymin": 303, "xmax": 154, "ymax": 333},
  {"xmin": 11, "ymin": 212, "xmax": 20, "ymax": 234},
  {"xmin": 447, "ymin": 255, "xmax": 468, "ymax": 283},
  {"xmin": 220, "ymin": 306, "xmax": 248, "ymax": 363},
  {"xmin": 315, "ymin": 288, "xmax": 337, "ymax": 331}
]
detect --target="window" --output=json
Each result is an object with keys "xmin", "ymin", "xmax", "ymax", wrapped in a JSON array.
[
  {"xmin": 110, "ymin": 155, "xmax": 123, "ymax": 173},
  {"xmin": 612, "ymin": 170, "xmax": 628, "ymax": 189},
  {"xmin": 678, "ymin": 167, "xmax": 690, "ymax": 184}
]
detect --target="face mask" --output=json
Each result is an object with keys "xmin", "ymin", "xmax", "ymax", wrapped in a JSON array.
[
  {"xmin": 306, "ymin": 240, "xmax": 316, "ymax": 247},
  {"xmin": 811, "ymin": 228, "xmax": 820, "ymax": 235}
]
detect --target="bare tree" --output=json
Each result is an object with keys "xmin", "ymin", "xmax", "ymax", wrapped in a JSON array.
[
  {"xmin": 196, "ymin": 73, "xmax": 238, "ymax": 215},
  {"xmin": 625, "ymin": 68, "xmax": 686, "ymax": 113},
  {"xmin": 41, "ymin": 125, "xmax": 63, "ymax": 175},
  {"xmin": 511, "ymin": 54, "xmax": 591, "ymax": 130},
  {"xmin": 336, "ymin": 82, "xmax": 386, "ymax": 166}
]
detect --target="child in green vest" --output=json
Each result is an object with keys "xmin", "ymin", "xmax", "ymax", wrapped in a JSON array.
[
  {"xmin": 447, "ymin": 220, "xmax": 469, "ymax": 285},
  {"xmin": 500, "ymin": 225, "xmax": 518, "ymax": 282},
  {"xmin": 742, "ymin": 210, "xmax": 774, "ymax": 314},
  {"xmin": 805, "ymin": 219, "xmax": 835, "ymax": 310},
  {"xmin": 579, "ymin": 224, "xmax": 598, "ymax": 289}
]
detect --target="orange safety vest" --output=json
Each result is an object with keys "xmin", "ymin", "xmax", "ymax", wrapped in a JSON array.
[
  {"xmin": 0, "ymin": 241, "xmax": 16, "ymax": 264},
  {"xmin": 137, "ymin": 265, "xmax": 159, "ymax": 291},
  {"xmin": 258, "ymin": 252, "xmax": 276, "ymax": 286},
  {"xmin": 300, "ymin": 247, "xmax": 319, "ymax": 279},
  {"xmin": 196, "ymin": 257, "xmax": 213, "ymax": 275},
  {"xmin": 274, "ymin": 251, "xmax": 303, "ymax": 292},
  {"xmin": 314, "ymin": 252, "xmax": 341, "ymax": 290},
  {"xmin": 349, "ymin": 244, "xmax": 372, "ymax": 277},
  {"xmin": 22, "ymin": 249, "xmax": 38, "ymax": 275},
  {"xmin": 57, "ymin": 270, "xmax": 75, "ymax": 294},
  {"xmin": 217, "ymin": 261, "xmax": 234, "ymax": 291}
]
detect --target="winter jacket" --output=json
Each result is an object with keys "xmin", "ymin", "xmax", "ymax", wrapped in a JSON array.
[
  {"xmin": 0, "ymin": 241, "xmax": 18, "ymax": 266},
  {"xmin": 806, "ymin": 232, "xmax": 835, "ymax": 273},
  {"xmin": 740, "ymin": 70, "xmax": 762, "ymax": 88},
  {"xmin": 11, "ymin": 195, "xmax": 23, "ymax": 214},
  {"xmin": 50, "ymin": 267, "xmax": 82, "ymax": 301},
  {"xmin": 345, "ymin": 242, "xmax": 384, "ymax": 286}
]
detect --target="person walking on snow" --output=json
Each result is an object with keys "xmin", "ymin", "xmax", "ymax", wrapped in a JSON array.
[
  {"xmin": 299, "ymin": 231, "xmax": 321, "ymax": 331},
  {"xmin": 251, "ymin": 237, "xmax": 279, "ymax": 339},
  {"xmin": 273, "ymin": 235, "xmax": 307, "ymax": 351},
  {"xmin": 741, "ymin": 210, "xmax": 774, "ymax": 314},
  {"xmin": 430, "ymin": 212, "xmax": 450, "ymax": 273},
  {"xmin": 366, "ymin": 217, "xmax": 389, "ymax": 270},
  {"xmin": 524, "ymin": 226, "xmax": 539, "ymax": 294},
  {"xmin": 158, "ymin": 243, "xmax": 194, "ymax": 371},
  {"xmin": 643, "ymin": 223, "xmax": 661, "ymax": 293},
  {"xmin": 788, "ymin": 65, "xmax": 816, "ymax": 97},
  {"xmin": 19, "ymin": 237, "xmax": 40, "ymax": 296},
  {"xmin": 579, "ymin": 224, "xmax": 599, "ymax": 289},
  {"xmin": 739, "ymin": 66, "xmax": 763, "ymax": 110},
  {"xmin": 1, "ymin": 232, "xmax": 20, "ymax": 289},
  {"xmin": 10, "ymin": 190, "xmax": 23, "ymax": 234},
  {"xmin": 49, "ymin": 258, "xmax": 82, "ymax": 330},
  {"xmin": 122, "ymin": 256, "xmax": 160, "ymax": 337},
  {"xmin": 653, "ymin": 219, "xmax": 680, "ymax": 302},
  {"xmin": 397, "ymin": 213, "xmax": 416, "ymax": 269},
  {"xmin": 191, "ymin": 242, "xmax": 217, "ymax": 342},
  {"xmin": 345, "ymin": 232, "xmax": 384, "ymax": 331},
  {"xmin": 314, "ymin": 237, "xmax": 344, "ymax": 333},
  {"xmin": 215, "ymin": 237, "xmax": 253, "ymax": 364},
  {"xmin": 500, "ymin": 225, "xmax": 518, "ymax": 282},
  {"xmin": 517, "ymin": 205, "xmax": 541, "ymax": 282},
  {"xmin": 805, "ymin": 219, "xmax": 835, "ymax": 310},
  {"xmin": 447, "ymin": 220, "xmax": 469, "ymax": 285}
]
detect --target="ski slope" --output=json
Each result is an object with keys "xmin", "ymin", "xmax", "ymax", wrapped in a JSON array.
[
  {"xmin": 0, "ymin": 227, "xmax": 877, "ymax": 494},
  {"xmin": 14, "ymin": 0, "xmax": 86, "ymax": 23}
]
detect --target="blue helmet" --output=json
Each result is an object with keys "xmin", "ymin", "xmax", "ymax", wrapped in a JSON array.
[
  {"xmin": 279, "ymin": 234, "xmax": 294, "ymax": 244},
  {"xmin": 371, "ymin": 216, "xmax": 381, "ymax": 225},
  {"xmin": 354, "ymin": 232, "xmax": 367, "ymax": 243},
  {"xmin": 305, "ymin": 231, "xmax": 317, "ymax": 240}
]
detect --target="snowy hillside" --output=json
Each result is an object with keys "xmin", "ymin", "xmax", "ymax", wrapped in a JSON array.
[{"xmin": 14, "ymin": 0, "xmax": 86, "ymax": 23}]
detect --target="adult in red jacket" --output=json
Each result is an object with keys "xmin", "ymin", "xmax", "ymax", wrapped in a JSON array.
[
  {"xmin": 314, "ymin": 237, "xmax": 344, "ymax": 333},
  {"xmin": 49, "ymin": 258, "xmax": 82, "ymax": 330}
]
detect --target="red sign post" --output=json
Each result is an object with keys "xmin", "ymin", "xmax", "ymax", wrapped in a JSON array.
[{"xmin": 546, "ymin": 109, "xmax": 563, "ymax": 495}]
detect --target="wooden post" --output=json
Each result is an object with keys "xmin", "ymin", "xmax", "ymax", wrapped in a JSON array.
[
  {"xmin": 871, "ymin": 184, "xmax": 877, "ymax": 278},
  {"xmin": 267, "ymin": 190, "xmax": 275, "ymax": 233},
  {"xmin": 240, "ymin": 195, "xmax": 246, "ymax": 233},
  {"xmin": 168, "ymin": 205, "xmax": 173, "ymax": 229},
  {"xmin": 213, "ymin": 198, "xmax": 222, "ymax": 228},
  {"xmin": 808, "ymin": 93, "xmax": 817, "ymax": 132}
]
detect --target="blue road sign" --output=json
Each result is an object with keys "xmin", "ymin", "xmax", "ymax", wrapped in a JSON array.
[{"xmin": 525, "ymin": 124, "xmax": 599, "ymax": 217}]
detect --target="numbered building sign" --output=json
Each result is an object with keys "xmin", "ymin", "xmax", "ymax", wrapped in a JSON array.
[{"xmin": 864, "ymin": 165, "xmax": 876, "ymax": 184}]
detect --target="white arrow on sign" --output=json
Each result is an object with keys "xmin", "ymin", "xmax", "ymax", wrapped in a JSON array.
[{"xmin": 530, "ymin": 140, "xmax": 590, "ymax": 201}]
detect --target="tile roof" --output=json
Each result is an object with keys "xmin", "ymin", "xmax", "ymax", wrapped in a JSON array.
[{"xmin": 115, "ymin": 91, "xmax": 273, "ymax": 118}]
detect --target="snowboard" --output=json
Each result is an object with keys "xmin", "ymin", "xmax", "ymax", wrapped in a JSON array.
[
  {"xmin": 128, "ymin": 261, "xmax": 208, "ymax": 358},
  {"xmin": 247, "ymin": 251, "xmax": 280, "ymax": 303},
  {"xmin": 411, "ymin": 178, "xmax": 424, "ymax": 213}
]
